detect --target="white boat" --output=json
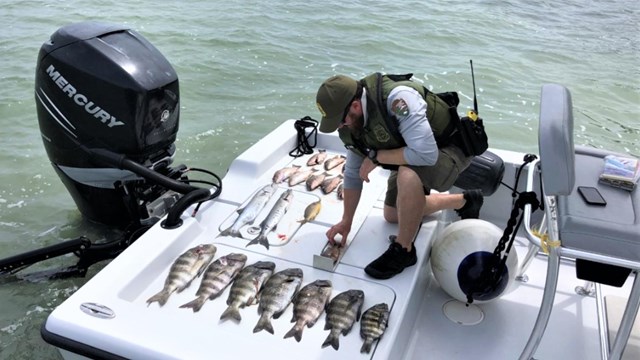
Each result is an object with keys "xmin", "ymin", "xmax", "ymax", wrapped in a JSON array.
[
  {"xmin": 28, "ymin": 22, "xmax": 639, "ymax": 360},
  {"xmin": 41, "ymin": 109, "xmax": 639, "ymax": 360}
]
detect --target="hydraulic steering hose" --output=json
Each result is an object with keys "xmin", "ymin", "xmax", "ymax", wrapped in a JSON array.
[
  {"xmin": 88, "ymin": 147, "xmax": 200, "ymax": 194},
  {"xmin": 87, "ymin": 147, "xmax": 223, "ymax": 228}
]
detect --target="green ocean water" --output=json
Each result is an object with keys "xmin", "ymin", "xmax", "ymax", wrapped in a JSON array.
[{"xmin": 0, "ymin": 0, "xmax": 638, "ymax": 358}]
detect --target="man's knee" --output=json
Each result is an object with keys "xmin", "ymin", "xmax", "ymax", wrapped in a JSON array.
[
  {"xmin": 383, "ymin": 205, "xmax": 398, "ymax": 223},
  {"xmin": 396, "ymin": 165, "xmax": 419, "ymax": 182}
]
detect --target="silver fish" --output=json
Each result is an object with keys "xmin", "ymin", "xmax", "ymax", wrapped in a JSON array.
[
  {"xmin": 324, "ymin": 155, "xmax": 346, "ymax": 170},
  {"xmin": 337, "ymin": 183, "xmax": 344, "ymax": 200},
  {"xmin": 273, "ymin": 165, "xmax": 301, "ymax": 184},
  {"xmin": 220, "ymin": 261, "xmax": 276, "ymax": 322},
  {"xmin": 288, "ymin": 167, "xmax": 316, "ymax": 187},
  {"xmin": 284, "ymin": 279, "xmax": 333, "ymax": 342},
  {"xmin": 321, "ymin": 174, "xmax": 343, "ymax": 194},
  {"xmin": 247, "ymin": 189, "xmax": 294, "ymax": 250},
  {"xmin": 146, "ymin": 244, "xmax": 217, "ymax": 307},
  {"xmin": 253, "ymin": 268, "xmax": 304, "ymax": 334},
  {"xmin": 220, "ymin": 183, "xmax": 277, "ymax": 238},
  {"xmin": 360, "ymin": 303, "xmax": 390, "ymax": 354},
  {"xmin": 306, "ymin": 149, "xmax": 328, "ymax": 166},
  {"xmin": 322, "ymin": 289, "xmax": 365, "ymax": 350},
  {"xmin": 298, "ymin": 200, "xmax": 321, "ymax": 225},
  {"xmin": 179, "ymin": 252, "xmax": 247, "ymax": 312},
  {"xmin": 306, "ymin": 172, "xmax": 327, "ymax": 191}
]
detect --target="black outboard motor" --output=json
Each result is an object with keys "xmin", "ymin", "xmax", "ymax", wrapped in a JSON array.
[
  {"xmin": 35, "ymin": 22, "xmax": 184, "ymax": 228},
  {"xmin": 0, "ymin": 22, "xmax": 220, "ymax": 279}
]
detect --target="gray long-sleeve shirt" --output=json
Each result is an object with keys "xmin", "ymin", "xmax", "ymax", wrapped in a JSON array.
[{"xmin": 343, "ymin": 86, "xmax": 438, "ymax": 190}]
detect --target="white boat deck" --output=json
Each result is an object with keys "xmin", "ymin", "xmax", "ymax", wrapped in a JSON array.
[
  {"xmin": 408, "ymin": 237, "xmax": 638, "ymax": 360},
  {"xmin": 42, "ymin": 120, "xmax": 638, "ymax": 360}
]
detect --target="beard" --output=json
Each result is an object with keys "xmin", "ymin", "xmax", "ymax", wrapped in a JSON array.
[{"xmin": 349, "ymin": 114, "xmax": 365, "ymax": 137}]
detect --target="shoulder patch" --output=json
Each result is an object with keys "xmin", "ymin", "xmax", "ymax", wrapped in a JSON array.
[{"xmin": 391, "ymin": 98, "xmax": 409, "ymax": 117}]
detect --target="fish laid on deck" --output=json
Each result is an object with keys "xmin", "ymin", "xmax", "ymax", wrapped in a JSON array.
[
  {"xmin": 284, "ymin": 279, "xmax": 333, "ymax": 342},
  {"xmin": 298, "ymin": 200, "xmax": 321, "ymax": 225},
  {"xmin": 322, "ymin": 289, "xmax": 365, "ymax": 350},
  {"xmin": 272, "ymin": 165, "xmax": 301, "ymax": 184},
  {"xmin": 360, "ymin": 302, "xmax": 390, "ymax": 354},
  {"xmin": 324, "ymin": 155, "xmax": 346, "ymax": 170},
  {"xmin": 306, "ymin": 172, "xmax": 327, "ymax": 191},
  {"xmin": 321, "ymin": 174, "xmax": 343, "ymax": 194},
  {"xmin": 321, "ymin": 243, "xmax": 342, "ymax": 262},
  {"xmin": 306, "ymin": 149, "xmax": 327, "ymax": 166},
  {"xmin": 146, "ymin": 244, "xmax": 217, "ymax": 307},
  {"xmin": 253, "ymin": 268, "xmax": 304, "ymax": 335},
  {"xmin": 247, "ymin": 189, "xmax": 294, "ymax": 250},
  {"xmin": 329, "ymin": 161, "xmax": 345, "ymax": 175},
  {"xmin": 219, "ymin": 183, "xmax": 277, "ymax": 238},
  {"xmin": 288, "ymin": 167, "xmax": 317, "ymax": 186},
  {"xmin": 179, "ymin": 252, "xmax": 247, "ymax": 312},
  {"xmin": 220, "ymin": 261, "xmax": 276, "ymax": 322}
]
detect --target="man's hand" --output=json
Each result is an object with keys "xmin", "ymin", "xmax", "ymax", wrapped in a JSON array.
[
  {"xmin": 359, "ymin": 158, "xmax": 378, "ymax": 183},
  {"xmin": 326, "ymin": 220, "xmax": 352, "ymax": 247}
]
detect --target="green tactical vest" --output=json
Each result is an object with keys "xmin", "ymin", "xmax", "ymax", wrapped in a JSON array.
[{"xmin": 338, "ymin": 73, "xmax": 456, "ymax": 157}]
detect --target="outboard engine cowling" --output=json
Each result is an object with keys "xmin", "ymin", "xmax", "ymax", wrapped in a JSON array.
[{"xmin": 35, "ymin": 21, "xmax": 182, "ymax": 227}]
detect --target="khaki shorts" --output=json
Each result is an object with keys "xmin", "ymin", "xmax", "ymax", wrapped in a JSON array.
[{"xmin": 384, "ymin": 145, "xmax": 472, "ymax": 207}]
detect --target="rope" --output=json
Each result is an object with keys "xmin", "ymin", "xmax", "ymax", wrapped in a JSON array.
[
  {"xmin": 532, "ymin": 228, "xmax": 561, "ymax": 254},
  {"xmin": 511, "ymin": 154, "xmax": 538, "ymax": 199},
  {"xmin": 464, "ymin": 191, "xmax": 541, "ymax": 304},
  {"xmin": 289, "ymin": 116, "xmax": 318, "ymax": 158},
  {"xmin": 462, "ymin": 154, "xmax": 541, "ymax": 304}
]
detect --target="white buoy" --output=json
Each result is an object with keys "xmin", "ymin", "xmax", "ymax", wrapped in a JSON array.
[{"xmin": 430, "ymin": 219, "xmax": 519, "ymax": 304}]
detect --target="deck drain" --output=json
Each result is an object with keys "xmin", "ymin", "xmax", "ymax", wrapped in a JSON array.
[{"xmin": 442, "ymin": 299, "xmax": 484, "ymax": 325}]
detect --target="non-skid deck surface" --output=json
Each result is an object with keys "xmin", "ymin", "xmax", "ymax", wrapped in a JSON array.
[
  {"xmin": 404, "ymin": 237, "xmax": 638, "ymax": 360},
  {"xmin": 606, "ymin": 295, "xmax": 639, "ymax": 360}
]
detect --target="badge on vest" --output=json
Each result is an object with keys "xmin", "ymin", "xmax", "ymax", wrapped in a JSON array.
[
  {"xmin": 391, "ymin": 98, "xmax": 409, "ymax": 117},
  {"xmin": 373, "ymin": 124, "xmax": 391, "ymax": 142}
]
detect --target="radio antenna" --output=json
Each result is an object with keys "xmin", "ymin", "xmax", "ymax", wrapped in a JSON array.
[{"xmin": 470, "ymin": 59, "xmax": 478, "ymax": 115}]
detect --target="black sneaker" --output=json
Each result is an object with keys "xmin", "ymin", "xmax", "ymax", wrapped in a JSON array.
[
  {"xmin": 455, "ymin": 189, "xmax": 484, "ymax": 219},
  {"xmin": 365, "ymin": 242, "xmax": 417, "ymax": 280}
]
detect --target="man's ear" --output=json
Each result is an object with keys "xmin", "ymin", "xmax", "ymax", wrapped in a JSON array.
[{"xmin": 352, "ymin": 99, "xmax": 362, "ymax": 113}]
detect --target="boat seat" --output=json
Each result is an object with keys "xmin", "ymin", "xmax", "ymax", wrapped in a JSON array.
[
  {"xmin": 558, "ymin": 146, "xmax": 640, "ymax": 264},
  {"xmin": 520, "ymin": 84, "xmax": 640, "ymax": 360}
]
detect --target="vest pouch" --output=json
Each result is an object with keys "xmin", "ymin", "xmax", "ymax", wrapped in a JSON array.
[
  {"xmin": 454, "ymin": 150, "xmax": 504, "ymax": 196},
  {"xmin": 457, "ymin": 116, "xmax": 489, "ymax": 156},
  {"xmin": 435, "ymin": 91, "xmax": 460, "ymax": 108},
  {"xmin": 446, "ymin": 105, "xmax": 488, "ymax": 157}
]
